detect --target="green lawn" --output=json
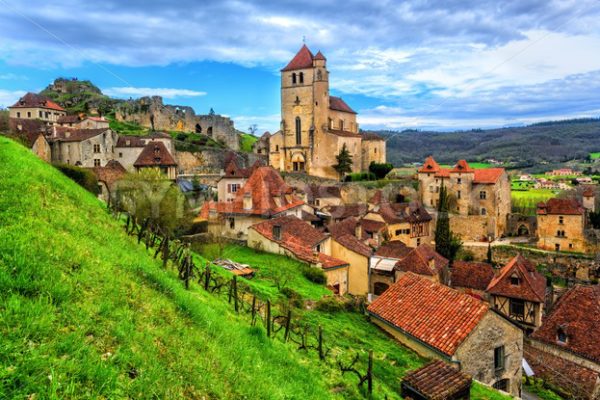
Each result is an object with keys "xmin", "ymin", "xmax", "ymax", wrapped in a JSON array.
[
  {"xmin": 512, "ymin": 188, "xmax": 557, "ymax": 215},
  {"xmin": 589, "ymin": 152, "xmax": 600, "ymax": 160},
  {"xmin": 240, "ymin": 133, "xmax": 258, "ymax": 152},
  {"xmin": 107, "ymin": 116, "xmax": 149, "ymax": 136}
]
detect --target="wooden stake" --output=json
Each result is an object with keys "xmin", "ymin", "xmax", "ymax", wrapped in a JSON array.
[{"xmin": 318, "ymin": 325, "xmax": 324, "ymax": 360}]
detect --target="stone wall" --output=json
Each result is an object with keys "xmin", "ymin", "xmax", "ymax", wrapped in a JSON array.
[
  {"xmin": 450, "ymin": 214, "xmax": 496, "ymax": 241},
  {"xmin": 507, "ymin": 213, "xmax": 537, "ymax": 236},
  {"xmin": 114, "ymin": 96, "xmax": 240, "ymax": 150}
]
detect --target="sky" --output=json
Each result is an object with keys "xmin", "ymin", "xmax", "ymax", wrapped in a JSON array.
[{"xmin": 0, "ymin": 0, "xmax": 599, "ymax": 133}]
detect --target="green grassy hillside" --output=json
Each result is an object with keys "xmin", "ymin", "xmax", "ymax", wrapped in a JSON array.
[{"xmin": 0, "ymin": 137, "xmax": 510, "ymax": 399}]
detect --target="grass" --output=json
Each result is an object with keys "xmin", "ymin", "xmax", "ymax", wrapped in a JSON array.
[
  {"xmin": 511, "ymin": 188, "xmax": 558, "ymax": 215},
  {"xmin": 589, "ymin": 152, "xmax": 600, "ymax": 160},
  {"xmin": 107, "ymin": 116, "xmax": 149, "ymax": 136},
  {"xmin": 523, "ymin": 378, "xmax": 563, "ymax": 400},
  {"xmin": 240, "ymin": 133, "xmax": 258, "ymax": 152},
  {"xmin": 438, "ymin": 162, "xmax": 493, "ymax": 169},
  {"xmin": 0, "ymin": 137, "xmax": 510, "ymax": 399}
]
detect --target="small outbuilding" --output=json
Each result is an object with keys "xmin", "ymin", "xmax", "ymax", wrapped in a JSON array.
[{"xmin": 401, "ymin": 360, "xmax": 472, "ymax": 400}]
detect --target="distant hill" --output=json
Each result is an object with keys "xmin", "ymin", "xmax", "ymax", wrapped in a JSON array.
[{"xmin": 374, "ymin": 118, "xmax": 600, "ymax": 167}]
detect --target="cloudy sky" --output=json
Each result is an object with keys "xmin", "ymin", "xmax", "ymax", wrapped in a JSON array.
[{"xmin": 0, "ymin": 0, "xmax": 599, "ymax": 133}]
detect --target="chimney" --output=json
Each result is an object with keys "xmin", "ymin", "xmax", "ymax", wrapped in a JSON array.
[
  {"xmin": 355, "ymin": 222, "xmax": 363, "ymax": 239},
  {"xmin": 272, "ymin": 225, "xmax": 282, "ymax": 241},
  {"xmin": 243, "ymin": 192, "xmax": 252, "ymax": 210}
]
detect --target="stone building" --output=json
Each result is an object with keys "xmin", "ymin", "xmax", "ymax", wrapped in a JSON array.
[
  {"xmin": 450, "ymin": 261, "xmax": 495, "ymax": 300},
  {"xmin": 216, "ymin": 156, "xmax": 258, "ymax": 203},
  {"xmin": 486, "ymin": 255, "xmax": 546, "ymax": 333},
  {"xmin": 369, "ymin": 241, "xmax": 412, "ymax": 297},
  {"xmin": 368, "ymin": 273, "xmax": 523, "ymax": 396},
  {"xmin": 133, "ymin": 141, "xmax": 178, "ymax": 180},
  {"xmin": 252, "ymin": 132, "xmax": 270, "ymax": 155},
  {"xmin": 537, "ymin": 198, "xmax": 588, "ymax": 253},
  {"xmin": 268, "ymin": 45, "xmax": 385, "ymax": 179},
  {"xmin": 48, "ymin": 127, "xmax": 118, "ymax": 168},
  {"xmin": 418, "ymin": 157, "xmax": 511, "ymax": 239},
  {"xmin": 8, "ymin": 92, "xmax": 66, "ymax": 124},
  {"xmin": 57, "ymin": 115, "xmax": 110, "ymax": 129},
  {"xmin": 247, "ymin": 215, "xmax": 350, "ymax": 295},
  {"xmin": 115, "ymin": 96, "xmax": 240, "ymax": 150},
  {"xmin": 199, "ymin": 166, "xmax": 304, "ymax": 240},
  {"xmin": 115, "ymin": 132, "xmax": 175, "ymax": 173},
  {"xmin": 525, "ymin": 284, "xmax": 600, "ymax": 399},
  {"xmin": 363, "ymin": 201, "xmax": 433, "ymax": 247},
  {"xmin": 582, "ymin": 187, "xmax": 596, "ymax": 212},
  {"xmin": 90, "ymin": 159, "xmax": 127, "ymax": 202}
]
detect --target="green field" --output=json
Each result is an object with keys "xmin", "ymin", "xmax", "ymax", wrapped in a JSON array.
[
  {"xmin": 589, "ymin": 152, "xmax": 600, "ymax": 160},
  {"xmin": 438, "ymin": 162, "xmax": 493, "ymax": 169},
  {"xmin": 0, "ymin": 136, "xmax": 509, "ymax": 399}
]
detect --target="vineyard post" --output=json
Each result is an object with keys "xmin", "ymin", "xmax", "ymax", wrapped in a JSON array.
[
  {"xmin": 162, "ymin": 237, "xmax": 169, "ymax": 268},
  {"xmin": 318, "ymin": 325, "xmax": 324, "ymax": 360},
  {"xmin": 266, "ymin": 300, "xmax": 271, "ymax": 337},
  {"xmin": 284, "ymin": 310, "xmax": 292, "ymax": 342},
  {"xmin": 251, "ymin": 295, "xmax": 256, "ymax": 325},
  {"xmin": 233, "ymin": 275, "xmax": 238, "ymax": 312},
  {"xmin": 204, "ymin": 263, "xmax": 211, "ymax": 290},
  {"xmin": 367, "ymin": 350, "xmax": 373, "ymax": 395}
]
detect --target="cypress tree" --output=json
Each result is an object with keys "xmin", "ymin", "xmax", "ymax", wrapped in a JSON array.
[
  {"xmin": 487, "ymin": 242, "xmax": 493, "ymax": 264},
  {"xmin": 333, "ymin": 144, "xmax": 353, "ymax": 180},
  {"xmin": 435, "ymin": 183, "xmax": 451, "ymax": 258}
]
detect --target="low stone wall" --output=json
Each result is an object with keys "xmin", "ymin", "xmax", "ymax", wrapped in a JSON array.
[{"xmin": 450, "ymin": 214, "xmax": 495, "ymax": 241}]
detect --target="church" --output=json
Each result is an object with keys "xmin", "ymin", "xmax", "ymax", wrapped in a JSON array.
[{"xmin": 268, "ymin": 45, "xmax": 386, "ymax": 180}]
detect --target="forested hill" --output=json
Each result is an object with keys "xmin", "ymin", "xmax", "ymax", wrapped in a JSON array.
[{"xmin": 375, "ymin": 118, "xmax": 600, "ymax": 166}]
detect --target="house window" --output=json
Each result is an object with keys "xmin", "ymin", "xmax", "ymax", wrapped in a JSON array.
[
  {"xmin": 299, "ymin": 72, "xmax": 304, "ymax": 84},
  {"xmin": 93, "ymin": 159, "xmax": 101, "ymax": 167},
  {"xmin": 481, "ymin": 208, "xmax": 487, "ymax": 215},
  {"xmin": 373, "ymin": 282, "xmax": 389, "ymax": 296},
  {"xmin": 556, "ymin": 230, "xmax": 565, "ymax": 237},
  {"xmin": 493, "ymin": 379, "xmax": 509, "ymax": 392},
  {"xmin": 557, "ymin": 328, "xmax": 567, "ymax": 344},
  {"xmin": 275, "ymin": 145, "xmax": 279, "ymax": 151},
  {"xmin": 38, "ymin": 111, "xmax": 43, "ymax": 118},
  {"xmin": 509, "ymin": 298, "xmax": 525, "ymax": 319},
  {"xmin": 119, "ymin": 152, "xmax": 123, "ymax": 158},
  {"xmin": 292, "ymin": 73, "xmax": 297, "ymax": 84},
  {"xmin": 559, "ymin": 216, "xmax": 564, "ymax": 224},
  {"xmin": 510, "ymin": 276, "xmax": 520, "ymax": 286},
  {"xmin": 273, "ymin": 225, "xmax": 282, "ymax": 240},
  {"xmin": 98, "ymin": 184, "xmax": 103, "ymax": 194},
  {"xmin": 569, "ymin": 243, "xmax": 573, "ymax": 249},
  {"xmin": 227, "ymin": 183, "xmax": 240, "ymax": 193},
  {"xmin": 339, "ymin": 119, "xmax": 344, "ymax": 131},
  {"xmin": 480, "ymin": 191, "xmax": 487, "ymax": 199},
  {"xmin": 228, "ymin": 218, "xmax": 235, "ymax": 229},
  {"xmin": 315, "ymin": 244, "xmax": 321, "ymax": 252},
  {"xmin": 416, "ymin": 238, "xmax": 421, "ymax": 246},
  {"xmin": 457, "ymin": 178, "xmax": 462, "ymax": 184},
  {"xmin": 457, "ymin": 190, "xmax": 461, "ymax": 199},
  {"xmin": 494, "ymin": 345, "xmax": 505, "ymax": 371},
  {"xmin": 315, "ymin": 199, "xmax": 320, "ymax": 206},
  {"xmin": 93, "ymin": 144, "xmax": 101, "ymax": 153},
  {"xmin": 295, "ymin": 117, "xmax": 301, "ymax": 145},
  {"xmin": 16, "ymin": 112, "xmax": 21, "ymax": 118},
  {"xmin": 555, "ymin": 243, "xmax": 560, "ymax": 251}
]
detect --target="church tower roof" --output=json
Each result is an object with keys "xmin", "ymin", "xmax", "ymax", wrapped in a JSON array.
[
  {"xmin": 281, "ymin": 44, "xmax": 315, "ymax": 71},
  {"xmin": 314, "ymin": 51, "xmax": 326, "ymax": 61}
]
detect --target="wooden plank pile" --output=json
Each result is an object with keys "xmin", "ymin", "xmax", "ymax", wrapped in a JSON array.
[{"xmin": 213, "ymin": 258, "xmax": 255, "ymax": 278}]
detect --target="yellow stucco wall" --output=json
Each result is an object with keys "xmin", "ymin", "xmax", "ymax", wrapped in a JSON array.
[{"xmin": 330, "ymin": 239, "xmax": 369, "ymax": 295}]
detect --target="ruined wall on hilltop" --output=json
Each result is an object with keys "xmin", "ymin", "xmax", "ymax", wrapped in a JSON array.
[{"xmin": 115, "ymin": 96, "xmax": 240, "ymax": 150}]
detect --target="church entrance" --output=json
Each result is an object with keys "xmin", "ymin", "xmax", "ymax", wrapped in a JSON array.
[{"xmin": 291, "ymin": 153, "xmax": 306, "ymax": 172}]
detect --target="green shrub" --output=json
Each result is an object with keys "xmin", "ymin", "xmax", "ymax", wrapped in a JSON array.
[
  {"xmin": 315, "ymin": 296, "xmax": 345, "ymax": 312},
  {"xmin": 301, "ymin": 266, "xmax": 326, "ymax": 284},
  {"xmin": 457, "ymin": 249, "xmax": 475, "ymax": 261},
  {"xmin": 344, "ymin": 172, "xmax": 376, "ymax": 182},
  {"xmin": 53, "ymin": 163, "xmax": 99, "ymax": 195},
  {"xmin": 369, "ymin": 162, "xmax": 394, "ymax": 179}
]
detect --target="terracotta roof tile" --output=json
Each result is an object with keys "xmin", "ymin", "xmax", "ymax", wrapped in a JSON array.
[
  {"xmin": 418, "ymin": 156, "xmax": 441, "ymax": 173},
  {"xmin": 50, "ymin": 127, "xmax": 109, "ymax": 143},
  {"xmin": 395, "ymin": 244, "xmax": 448, "ymax": 277},
  {"xmin": 329, "ymin": 96, "xmax": 357, "ymax": 114},
  {"xmin": 116, "ymin": 135, "xmax": 146, "ymax": 147},
  {"xmin": 451, "ymin": 261, "xmax": 495, "ymax": 291},
  {"xmin": 402, "ymin": 360, "xmax": 472, "ymax": 400},
  {"xmin": 531, "ymin": 285, "xmax": 600, "ymax": 363},
  {"xmin": 473, "ymin": 168, "xmax": 505, "ymax": 184},
  {"xmin": 313, "ymin": 50, "xmax": 326, "ymax": 61},
  {"xmin": 450, "ymin": 159, "xmax": 474, "ymax": 173},
  {"xmin": 10, "ymin": 92, "xmax": 65, "ymax": 111},
  {"xmin": 378, "ymin": 202, "xmax": 432, "ymax": 224},
  {"xmin": 361, "ymin": 132, "xmax": 384, "ymax": 141},
  {"xmin": 537, "ymin": 198, "xmax": 585, "ymax": 215},
  {"xmin": 281, "ymin": 44, "xmax": 314, "ymax": 71},
  {"xmin": 57, "ymin": 115, "xmax": 81, "ymax": 124},
  {"xmin": 374, "ymin": 241, "xmax": 411, "ymax": 259},
  {"xmin": 368, "ymin": 273, "xmax": 489, "ymax": 356},
  {"xmin": 133, "ymin": 141, "xmax": 177, "ymax": 167},
  {"xmin": 333, "ymin": 234, "xmax": 372, "ymax": 258},
  {"xmin": 486, "ymin": 255, "xmax": 546, "ymax": 303},
  {"xmin": 324, "ymin": 204, "xmax": 368, "ymax": 220},
  {"xmin": 327, "ymin": 129, "xmax": 361, "ymax": 138},
  {"xmin": 89, "ymin": 160, "xmax": 126, "ymax": 187}
]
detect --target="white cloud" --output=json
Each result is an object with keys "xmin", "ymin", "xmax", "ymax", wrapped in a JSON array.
[
  {"xmin": 0, "ymin": 89, "xmax": 26, "ymax": 108},
  {"xmin": 231, "ymin": 114, "xmax": 280, "ymax": 134},
  {"xmin": 104, "ymin": 87, "xmax": 207, "ymax": 99}
]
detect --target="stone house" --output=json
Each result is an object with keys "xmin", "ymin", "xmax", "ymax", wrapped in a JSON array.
[
  {"xmin": 48, "ymin": 127, "xmax": 118, "ymax": 167},
  {"xmin": 57, "ymin": 115, "xmax": 110, "ymax": 129},
  {"xmin": 252, "ymin": 131, "xmax": 270, "ymax": 155},
  {"xmin": 89, "ymin": 159, "xmax": 127, "ymax": 202},
  {"xmin": 114, "ymin": 132, "xmax": 175, "ymax": 173},
  {"xmin": 247, "ymin": 215, "xmax": 349, "ymax": 294},
  {"xmin": 525, "ymin": 285, "xmax": 600, "ymax": 399},
  {"xmin": 369, "ymin": 241, "xmax": 412, "ymax": 297},
  {"xmin": 8, "ymin": 92, "xmax": 66, "ymax": 124},
  {"xmin": 450, "ymin": 261, "xmax": 495, "ymax": 300},
  {"xmin": 363, "ymin": 201, "xmax": 433, "ymax": 247},
  {"xmin": 582, "ymin": 187, "xmax": 596, "ymax": 212},
  {"xmin": 301, "ymin": 184, "xmax": 343, "ymax": 209},
  {"xmin": 326, "ymin": 217, "xmax": 374, "ymax": 296},
  {"xmin": 401, "ymin": 360, "xmax": 473, "ymax": 400},
  {"xmin": 537, "ymin": 198, "xmax": 589, "ymax": 253},
  {"xmin": 133, "ymin": 141, "xmax": 178, "ymax": 180},
  {"xmin": 368, "ymin": 273, "xmax": 523, "ymax": 396},
  {"xmin": 394, "ymin": 244, "xmax": 449, "ymax": 283},
  {"xmin": 217, "ymin": 157, "xmax": 260, "ymax": 203},
  {"xmin": 486, "ymin": 255, "xmax": 546, "ymax": 333},
  {"xmin": 199, "ymin": 166, "xmax": 304, "ymax": 240},
  {"xmin": 268, "ymin": 45, "xmax": 385, "ymax": 179},
  {"xmin": 417, "ymin": 157, "xmax": 511, "ymax": 239}
]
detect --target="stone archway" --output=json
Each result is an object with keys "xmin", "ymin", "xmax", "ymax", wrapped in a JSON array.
[
  {"xmin": 195, "ymin": 123, "xmax": 202, "ymax": 133},
  {"xmin": 517, "ymin": 224, "xmax": 530, "ymax": 236}
]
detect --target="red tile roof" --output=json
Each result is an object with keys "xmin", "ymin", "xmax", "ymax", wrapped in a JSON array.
[
  {"xmin": 359, "ymin": 218, "xmax": 386, "ymax": 234},
  {"xmin": 50, "ymin": 127, "xmax": 109, "ymax": 143},
  {"xmin": 210, "ymin": 167, "xmax": 304, "ymax": 217},
  {"xmin": 473, "ymin": 168, "xmax": 505, "ymax": 184},
  {"xmin": 89, "ymin": 160, "xmax": 126, "ymax": 187},
  {"xmin": 57, "ymin": 115, "xmax": 81, "ymax": 124},
  {"xmin": 133, "ymin": 141, "xmax": 177, "ymax": 167},
  {"xmin": 402, "ymin": 360, "xmax": 472, "ymax": 400},
  {"xmin": 418, "ymin": 156, "xmax": 441, "ymax": 173},
  {"xmin": 362, "ymin": 132, "xmax": 384, "ymax": 141},
  {"xmin": 305, "ymin": 184, "xmax": 342, "ymax": 202},
  {"xmin": 281, "ymin": 44, "xmax": 314, "ymax": 71},
  {"xmin": 395, "ymin": 244, "xmax": 448, "ymax": 277},
  {"xmin": 327, "ymin": 217, "xmax": 366, "ymax": 240},
  {"xmin": 486, "ymin": 255, "xmax": 546, "ymax": 303},
  {"xmin": 531, "ymin": 285, "xmax": 600, "ymax": 363},
  {"xmin": 250, "ymin": 215, "xmax": 348, "ymax": 270},
  {"xmin": 313, "ymin": 50, "xmax": 326, "ymax": 61},
  {"xmin": 329, "ymin": 96, "xmax": 357, "ymax": 114},
  {"xmin": 450, "ymin": 160, "xmax": 473, "ymax": 173},
  {"xmin": 537, "ymin": 198, "xmax": 585, "ymax": 215},
  {"xmin": 378, "ymin": 202, "xmax": 432, "ymax": 224},
  {"xmin": 116, "ymin": 135, "xmax": 146, "ymax": 147},
  {"xmin": 374, "ymin": 240, "xmax": 411, "ymax": 259},
  {"xmin": 451, "ymin": 261, "xmax": 495, "ymax": 291},
  {"xmin": 10, "ymin": 92, "xmax": 66, "ymax": 112},
  {"xmin": 582, "ymin": 187, "xmax": 595, "ymax": 197},
  {"xmin": 333, "ymin": 234, "xmax": 372, "ymax": 258},
  {"xmin": 368, "ymin": 273, "xmax": 489, "ymax": 356},
  {"xmin": 324, "ymin": 204, "xmax": 368, "ymax": 220},
  {"xmin": 327, "ymin": 129, "xmax": 362, "ymax": 138}
]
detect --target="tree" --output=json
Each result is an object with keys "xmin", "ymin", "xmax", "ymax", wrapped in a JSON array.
[
  {"xmin": 487, "ymin": 242, "xmax": 493, "ymax": 264},
  {"xmin": 369, "ymin": 162, "xmax": 394, "ymax": 179},
  {"xmin": 248, "ymin": 124, "xmax": 258, "ymax": 135},
  {"xmin": 435, "ymin": 182, "xmax": 462, "ymax": 264},
  {"xmin": 333, "ymin": 143, "xmax": 353, "ymax": 180}
]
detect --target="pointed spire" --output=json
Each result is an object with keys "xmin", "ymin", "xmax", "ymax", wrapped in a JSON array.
[
  {"xmin": 314, "ymin": 50, "xmax": 326, "ymax": 61},
  {"xmin": 281, "ymin": 44, "xmax": 314, "ymax": 71}
]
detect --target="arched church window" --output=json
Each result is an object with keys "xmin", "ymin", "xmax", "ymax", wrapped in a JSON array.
[
  {"xmin": 295, "ymin": 117, "xmax": 301, "ymax": 145},
  {"xmin": 292, "ymin": 73, "xmax": 297, "ymax": 84}
]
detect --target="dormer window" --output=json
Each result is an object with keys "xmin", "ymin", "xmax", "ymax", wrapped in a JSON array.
[
  {"xmin": 510, "ymin": 275, "xmax": 520, "ymax": 286},
  {"xmin": 557, "ymin": 328, "xmax": 567, "ymax": 344}
]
